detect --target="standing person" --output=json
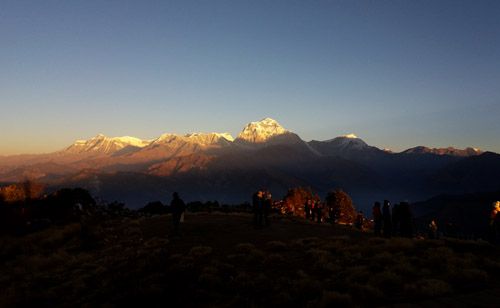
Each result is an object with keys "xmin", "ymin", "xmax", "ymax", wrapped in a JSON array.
[
  {"xmin": 263, "ymin": 190, "xmax": 272, "ymax": 226},
  {"xmin": 316, "ymin": 201, "xmax": 323, "ymax": 223},
  {"xmin": 382, "ymin": 200, "xmax": 392, "ymax": 238},
  {"xmin": 304, "ymin": 199, "xmax": 311, "ymax": 220},
  {"xmin": 399, "ymin": 202, "xmax": 413, "ymax": 238},
  {"xmin": 311, "ymin": 200, "xmax": 316, "ymax": 222},
  {"xmin": 170, "ymin": 192, "xmax": 186, "ymax": 235},
  {"xmin": 372, "ymin": 202, "xmax": 382, "ymax": 236},
  {"xmin": 328, "ymin": 202, "xmax": 335, "ymax": 225},
  {"xmin": 355, "ymin": 211, "xmax": 364, "ymax": 230},
  {"xmin": 252, "ymin": 190, "xmax": 265, "ymax": 227},
  {"xmin": 428, "ymin": 219, "xmax": 438, "ymax": 239},
  {"xmin": 257, "ymin": 190, "xmax": 264, "ymax": 227}
]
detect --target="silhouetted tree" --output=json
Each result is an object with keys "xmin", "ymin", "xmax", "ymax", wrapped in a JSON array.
[
  {"xmin": 0, "ymin": 181, "xmax": 44, "ymax": 203},
  {"xmin": 44, "ymin": 188, "xmax": 96, "ymax": 223},
  {"xmin": 282, "ymin": 187, "xmax": 319, "ymax": 217},
  {"xmin": 106, "ymin": 201, "xmax": 128, "ymax": 217},
  {"xmin": 140, "ymin": 201, "xmax": 168, "ymax": 215},
  {"xmin": 325, "ymin": 189, "xmax": 357, "ymax": 224}
]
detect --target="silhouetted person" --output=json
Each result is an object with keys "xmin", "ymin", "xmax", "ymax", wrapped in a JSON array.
[
  {"xmin": 328, "ymin": 202, "xmax": 335, "ymax": 225},
  {"xmin": 252, "ymin": 190, "xmax": 264, "ymax": 227},
  {"xmin": 263, "ymin": 191, "xmax": 272, "ymax": 226},
  {"xmin": 399, "ymin": 202, "xmax": 413, "ymax": 238},
  {"xmin": 304, "ymin": 199, "xmax": 311, "ymax": 220},
  {"xmin": 382, "ymin": 200, "xmax": 392, "ymax": 238},
  {"xmin": 316, "ymin": 202, "xmax": 323, "ymax": 223},
  {"xmin": 355, "ymin": 211, "xmax": 364, "ymax": 230},
  {"xmin": 170, "ymin": 192, "xmax": 185, "ymax": 234},
  {"xmin": 328, "ymin": 204, "xmax": 340, "ymax": 226},
  {"xmin": 311, "ymin": 200, "xmax": 316, "ymax": 221},
  {"xmin": 372, "ymin": 202, "xmax": 382, "ymax": 236},
  {"xmin": 428, "ymin": 219, "xmax": 438, "ymax": 239}
]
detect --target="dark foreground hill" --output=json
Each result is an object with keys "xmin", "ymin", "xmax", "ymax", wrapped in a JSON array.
[{"xmin": 1, "ymin": 213, "xmax": 499, "ymax": 307}]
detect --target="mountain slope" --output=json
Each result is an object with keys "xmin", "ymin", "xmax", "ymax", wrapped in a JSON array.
[
  {"xmin": 402, "ymin": 146, "xmax": 481, "ymax": 157},
  {"xmin": 308, "ymin": 134, "xmax": 386, "ymax": 160},
  {"xmin": 236, "ymin": 117, "xmax": 288, "ymax": 143},
  {"xmin": 428, "ymin": 152, "xmax": 500, "ymax": 194},
  {"xmin": 64, "ymin": 134, "xmax": 151, "ymax": 155},
  {"xmin": 0, "ymin": 118, "xmax": 497, "ymax": 209}
]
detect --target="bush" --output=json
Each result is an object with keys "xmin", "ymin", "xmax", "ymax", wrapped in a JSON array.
[
  {"xmin": 266, "ymin": 241, "xmax": 288, "ymax": 252},
  {"xmin": 405, "ymin": 278, "xmax": 452, "ymax": 297},
  {"xmin": 318, "ymin": 291, "xmax": 352, "ymax": 307},
  {"xmin": 188, "ymin": 246, "xmax": 213, "ymax": 259},
  {"xmin": 325, "ymin": 189, "xmax": 357, "ymax": 224}
]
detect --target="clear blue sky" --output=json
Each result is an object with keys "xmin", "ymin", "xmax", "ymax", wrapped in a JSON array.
[{"xmin": 1, "ymin": 0, "xmax": 499, "ymax": 155}]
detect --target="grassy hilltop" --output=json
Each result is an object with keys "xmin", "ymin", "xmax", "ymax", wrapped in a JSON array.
[{"xmin": 1, "ymin": 213, "xmax": 500, "ymax": 307}]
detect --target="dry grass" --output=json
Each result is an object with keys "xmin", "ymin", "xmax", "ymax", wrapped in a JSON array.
[{"xmin": 0, "ymin": 213, "xmax": 499, "ymax": 307}]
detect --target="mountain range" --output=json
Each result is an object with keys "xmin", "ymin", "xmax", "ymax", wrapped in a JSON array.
[{"xmin": 1, "ymin": 118, "xmax": 498, "ymax": 210}]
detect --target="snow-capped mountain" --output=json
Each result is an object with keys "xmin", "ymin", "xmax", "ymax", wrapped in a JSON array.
[
  {"xmin": 308, "ymin": 133, "xmax": 384, "ymax": 159},
  {"xmin": 119, "ymin": 132, "xmax": 235, "ymax": 164},
  {"xmin": 324, "ymin": 134, "xmax": 370, "ymax": 150},
  {"xmin": 236, "ymin": 118, "xmax": 289, "ymax": 143},
  {"xmin": 402, "ymin": 146, "xmax": 482, "ymax": 157},
  {"xmin": 152, "ymin": 132, "xmax": 234, "ymax": 146},
  {"xmin": 64, "ymin": 134, "xmax": 151, "ymax": 155},
  {"xmin": 1, "ymin": 117, "xmax": 496, "ymax": 208}
]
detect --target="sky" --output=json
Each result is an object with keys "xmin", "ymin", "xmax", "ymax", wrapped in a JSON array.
[{"xmin": 1, "ymin": 0, "xmax": 499, "ymax": 155}]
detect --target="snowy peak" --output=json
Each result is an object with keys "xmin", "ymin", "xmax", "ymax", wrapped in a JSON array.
[
  {"xmin": 65, "ymin": 134, "xmax": 150, "ymax": 155},
  {"xmin": 152, "ymin": 132, "xmax": 234, "ymax": 146},
  {"xmin": 343, "ymin": 133, "xmax": 358, "ymax": 139},
  {"xmin": 307, "ymin": 133, "xmax": 379, "ymax": 158},
  {"xmin": 402, "ymin": 146, "xmax": 482, "ymax": 157},
  {"xmin": 237, "ymin": 118, "xmax": 289, "ymax": 143},
  {"xmin": 325, "ymin": 134, "xmax": 368, "ymax": 149},
  {"xmin": 185, "ymin": 132, "xmax": 234, "ymax": 143}
]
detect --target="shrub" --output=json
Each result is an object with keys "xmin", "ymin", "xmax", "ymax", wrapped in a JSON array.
[
  {"xmin": 369, "ymin": 270, "xmax": 402, "ymax": 294},
  {"xmin": 198, "ymin": 266, "xmax": 222, "ymax": 288},
  {"xmin": 318, "ymin": 291, "xmax": 353, "ymax": 307},
  {"xmin": 264, "ymin": 253, "xmax": 285, "ymax": 266},
  {"xmin": 266, "ymin": 241, "xmax": 288, "ymax": 252},
  {"xmin": 235, "ymin": 243, "xmax": 256, "ymax": 253},
  {"xmin": 188, "ymin": 246, "xmax": 213, "ymax": 259},
  {"xmin": 349, "ymin": 283, "xmax": 383, "ymax": 302},
  {"xmin": 405, "ymin": 278, "xmax": 452, "ymax": 297}
]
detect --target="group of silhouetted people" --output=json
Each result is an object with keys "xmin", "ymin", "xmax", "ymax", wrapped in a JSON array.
[
  {"xmin": 252, "ymin": 189, "xmax": 272, "ymax": 227},
  {"xmin": 373, "ymin": 200, "xmax": 413, "ymax": 238},
  {"xmin": 167, "ymin": 191, "xmax": 500, "ymax": 244},
  {"xmin": 304, "ymin": 199, "xmax": 324, "ymax": 223}
]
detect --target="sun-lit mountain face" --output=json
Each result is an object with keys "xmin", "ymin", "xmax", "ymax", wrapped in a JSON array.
[
  {"xmin": 64, "ymin": 134, "xmax": 151, "ymax": 155},
  {"xmin": 236, "ymin": 118, "xmax": 289, "ymax": 143},
  {"xmin": 0, "ymin": 117, "xmax": 496, "ymax": 208},
  {"xmin": 152, "ymin": 132, "xmax": 234, "ymax": 146},
  {"xmin": 402, "ymin": 146, "xmax": 482, "ymax": 157},
  {"xmin": 324, "ymin": 135, "xmax": 369, "ymax": 150}
]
